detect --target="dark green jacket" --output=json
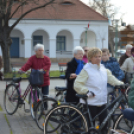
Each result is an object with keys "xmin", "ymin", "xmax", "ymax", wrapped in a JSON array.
[{"xmin": 128, "ymin": 78, "xmax": 134, "ymax": 109}]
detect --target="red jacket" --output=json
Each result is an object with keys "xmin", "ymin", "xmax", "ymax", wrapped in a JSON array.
[{"xmin": 20, "ymin": 55, "xmax": 51, "ymax": 86}]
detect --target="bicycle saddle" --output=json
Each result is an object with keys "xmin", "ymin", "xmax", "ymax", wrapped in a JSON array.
[
  {"xmin": 122, "ymin": 108, "xmax": 134, "ymax": 121},
  {"xmin": 12, "ymin": 77, "xmax": 22, "ymax": 83},
  {"xmin": 55, "ymin": 86, "xmax": 67, "ymax": 91},
  {"xmin": 76, "ymin": 94, "xmax": 88, "ymax": 99}
]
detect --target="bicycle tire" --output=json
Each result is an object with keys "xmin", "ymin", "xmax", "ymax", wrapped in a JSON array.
[
  {"xmin": 113, "ymin": 114, "xmax": 133, "ymax": 134},
  {"xmin": 4, "ymin": 84, "xmax": 19, "ymax": 115},
  {"xmin": 29, "ymin": 86, "xmax": 43, "ymax": 120},
  {"xmin": 44, "ymin": 104, "xmax": 88, "ymax": 134},
  {"xmin": 35, "ymin": 96, "xmax": 58, "ymax": 131}
]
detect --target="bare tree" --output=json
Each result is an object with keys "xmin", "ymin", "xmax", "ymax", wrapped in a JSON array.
[
  {"xmin": 88, "ymin": 0, "xmax": 118, "ymax": 18},
  {"xmin": 0, "ymin": 0, "xmax": 55, "ymax": 73},
  {"xmin": 88, "ymin": 0, "xmax": 121, "ymax": 56}
]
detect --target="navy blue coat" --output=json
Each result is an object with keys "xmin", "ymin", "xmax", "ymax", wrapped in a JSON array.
[{"xmin": 101, "ymin": 57, "xmax": 124, "ymax": 81}]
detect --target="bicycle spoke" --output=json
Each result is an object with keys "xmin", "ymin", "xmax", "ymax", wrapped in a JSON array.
[
  {"xmin": 45, "ymin": 105, "xmax": 88, "ymax": 134},
  {"xmin": 4, "ymin": 84, "xmax": 19, "ymax": 115}
]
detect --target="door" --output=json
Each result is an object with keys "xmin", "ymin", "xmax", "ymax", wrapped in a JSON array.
[{"xmin": 10, "ymin": 38, "xmax": 19, "ymax": 58}]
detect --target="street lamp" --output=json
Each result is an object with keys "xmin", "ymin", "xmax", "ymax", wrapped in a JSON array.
[
  {"xmin": 113, "ymin": 18, "xmax": 120, "ymax": 59},
  {"xmin": 85, "ymin": 27, "xmax": 88, "ymax": 46}
]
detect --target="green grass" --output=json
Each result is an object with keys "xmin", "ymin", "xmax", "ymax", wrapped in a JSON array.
[
  {"xmin": 4, "ymin": 70, "xmax": 65, "ymax": 78},
  {"xmin": 0, "ymin": 105, "xmax": 3, "ymax": 111}
]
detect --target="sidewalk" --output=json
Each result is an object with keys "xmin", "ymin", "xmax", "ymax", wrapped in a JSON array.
[
  {"xmin": 0, "ymin": 79, "xmax": 65, "ymax": 134},
  {"xmin": 0, "ymin": 90, "xmax": 43, "ymax": 134}
]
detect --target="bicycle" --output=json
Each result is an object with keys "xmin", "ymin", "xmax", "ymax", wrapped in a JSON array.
[
  {"xmin": 35, "ymin": 75, "xmax": 68, "ymax": 131},
  {"xmin": 4, "ymin": 71, "xmax": 43, "ymax": 120},
  {"xmin": 112, "ymin": 107, "xmax": 134, "ymax": 134},
  {"xmin": 43, "ymin": 84, "xmax": 129, "ymax": 134},
  {"xmin": 124, "ymin": 71, "xmax": 134, "ymax": 84}
]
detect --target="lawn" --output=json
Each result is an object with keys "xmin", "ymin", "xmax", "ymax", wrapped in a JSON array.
[{"xmin": 4, "ymin": 70, "xmax": 65, "ymax": 78}]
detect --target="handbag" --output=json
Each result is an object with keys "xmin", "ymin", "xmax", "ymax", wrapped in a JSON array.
[{"xmin": 29, "ymin": 69, "xmax": 44, "ymax": 86}]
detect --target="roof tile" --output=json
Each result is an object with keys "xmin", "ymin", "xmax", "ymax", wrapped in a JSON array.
[{"xmin": 12, "ymin": 0, "xmax": 108, "ymax": 21}]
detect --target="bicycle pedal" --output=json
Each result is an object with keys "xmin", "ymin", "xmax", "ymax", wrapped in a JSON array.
[{"xmin": 24, "ymin": 109, "xmax": 30, "ymax": 113}]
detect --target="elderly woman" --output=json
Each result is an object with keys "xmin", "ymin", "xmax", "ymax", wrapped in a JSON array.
[
  {"xmin": 65, "ymin": 46, "xmax": 84, "ymax": 103},
  {"xmin": 121, "ymin": 47, "xmax": 134, "ymax": 83},
  {"xmin": 121, "ymin": 47, "xmax": 134, "ymax": 73},
  {"xmin": 119, "ymin": 44, "xmax": 132, "ymax": 66},
  {"xmin": 74, "ymin": 48, "xmax": 124, "ymax": 133},
  {"xmin": 19, "ymin": 44, "xmax": 51, "ymax": 107}
]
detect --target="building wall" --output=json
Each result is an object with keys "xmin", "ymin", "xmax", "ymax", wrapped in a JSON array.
[
  {"xmin": 80, "ymin": 31, "xmax": 96, "ymax": 48},
  {"xmin": 0, "ymin": 20, "xmax": 108, "ymax": 59},
  {"xmin": 32, "ymin": 30, "xmax": 49, "ymax": 56},
  {"xmin": 56, "ymin": 30, "xmax": 73, "ymax": 58},
  {"xmin": 57, "ymin": 30, "xmax": 73, "ymax": 51},
  {"xmin": 10, "ymin": 29, "xmax": 24, "ymax": 57}
]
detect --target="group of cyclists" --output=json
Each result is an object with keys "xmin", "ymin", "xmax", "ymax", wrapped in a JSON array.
[{"xmin": 4, "ymin": 43, "xmax": 134, "ymax": 134}]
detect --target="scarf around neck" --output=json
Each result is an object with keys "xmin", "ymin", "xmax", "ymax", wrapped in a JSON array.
[
  {"xmin": 75, "ymin": 58, "xmax": 84, "ymax": 75},
  {"xmin": 82, "ymin": 55, "xmax": 88, "ymax": 63}
]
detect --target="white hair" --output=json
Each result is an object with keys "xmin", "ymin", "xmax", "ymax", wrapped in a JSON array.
[
  {"xmin": 73, "ymin": 46, "xmax": 84, "ymax": 54},
  {"xmin": 126, "ymin": 44, "xmax": 132, "ymax": 50},
  {"xmin": 34, "ymin": 44, "xmax": 44, "ymax": 52}
]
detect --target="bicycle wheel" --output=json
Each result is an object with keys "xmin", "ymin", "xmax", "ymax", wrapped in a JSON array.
[
  {"xmin": 35, "ymin": 97, "xmax": 57, "ymax": 131},
  {"xmin": 29, "ymin": 87, "xmax": 43, "ymax": 120},
  {"xmin": 113, "ymin": 114, "xmax": 134, "ymax": 134},
  {"xmin": 44, "ymin": 104, "xmax": 88, "ymax": 134},
  {"xmin": 4, "ymin": 84, "xmax": 19, "ymax": 115}
]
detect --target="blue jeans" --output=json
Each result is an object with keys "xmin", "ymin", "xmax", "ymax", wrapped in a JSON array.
[
  {"xmin": 42, "ymin": 86, "xmax": 49, "ymax": 109},
  {"xmin": 42, "ymin": 86, "xmax": 49, "ymax": 96}
]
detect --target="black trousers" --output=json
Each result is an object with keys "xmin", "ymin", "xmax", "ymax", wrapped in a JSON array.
[{"xmin": 88, "ymin": 105, "xmax": 108, "ymax": 134}]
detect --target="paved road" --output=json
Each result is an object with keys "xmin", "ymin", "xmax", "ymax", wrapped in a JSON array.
[
  {"xmin": 0, "ymin": 79, "xmax": 65, "ymax": 134},
  {"xmin": 0, "ymin": 90, "xmax": 43, "ymax": 134},
  {"xmin": 0, "ymin": 80, "xmax": 125, "ymax": 134}
]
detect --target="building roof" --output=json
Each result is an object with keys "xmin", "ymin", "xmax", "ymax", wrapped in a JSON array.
[{"xmin": 12, "ymin": 0, "xmax": 108, "ymax": 21}]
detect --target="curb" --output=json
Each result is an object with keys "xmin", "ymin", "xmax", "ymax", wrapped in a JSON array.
[{"xmin": 4, "ymin": 77, "xmax": 61, "ymax": 81}]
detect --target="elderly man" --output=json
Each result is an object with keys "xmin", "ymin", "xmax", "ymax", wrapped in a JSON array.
[
  {"xmin": 19, "ymin": 44, "xmax": 51, "ymax": 104},
  {"xmin": 119, "ymin": 44, "xmax": 133, "ymax": 66}
]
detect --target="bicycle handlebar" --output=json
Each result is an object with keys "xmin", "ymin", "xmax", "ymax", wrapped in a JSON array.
[{"xmin": 114, "ymin": 83, "xmax": 129, "ymax": 90}]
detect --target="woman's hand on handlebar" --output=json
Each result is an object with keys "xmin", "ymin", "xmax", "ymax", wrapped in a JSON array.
[
  {"xmin": 115, "ymin": 83, "xmax": 129, "ymax": 89},
  {"xmin": 18, "ymin": 70, "xmax": 25, "ymax": 74}
]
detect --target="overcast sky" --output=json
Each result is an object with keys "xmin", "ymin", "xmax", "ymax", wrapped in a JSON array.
[{"xmin": 81, "ymin": 0, "xmax": 134, "ymax": 25}]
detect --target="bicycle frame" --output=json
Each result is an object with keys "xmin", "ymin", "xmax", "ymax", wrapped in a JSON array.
[
  {"xmin": 16, "ymin": 81, "xmax": 38, "ymax": 103},
  {"xmin": 83, "ymin": 91, "xmax": 127, "ymax": 134}
]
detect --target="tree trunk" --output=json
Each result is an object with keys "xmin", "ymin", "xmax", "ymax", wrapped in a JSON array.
[{"xmin": 1, "ymin": 40, "xmax": 12, "ymax": 73}]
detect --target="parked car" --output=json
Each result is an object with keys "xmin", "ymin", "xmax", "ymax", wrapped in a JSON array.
[{"xmin": 116, "ymin": 49, "xmax": 126, "ymax": 57}]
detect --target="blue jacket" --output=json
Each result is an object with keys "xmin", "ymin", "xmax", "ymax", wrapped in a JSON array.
[{"xmin": 101, "ymin": 57, "xmax": 125, "ymax": 81}]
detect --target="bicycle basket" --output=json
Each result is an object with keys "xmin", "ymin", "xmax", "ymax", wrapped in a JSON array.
[{"xmin": 29, "ymin": 69, "xmax": 44, "ymax": 86}]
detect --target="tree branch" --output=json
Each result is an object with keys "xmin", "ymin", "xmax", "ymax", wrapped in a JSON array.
[
  {"xmin": 6, "ymin": 0, "xmax": 14, "ymax": 15},
  {"xmin": 10, "ymin": 0, "xmax": 27, "ymax": 19},
  {"xmin": 10, "ymin": 0, "xmax": 55, "ymax": 31}
]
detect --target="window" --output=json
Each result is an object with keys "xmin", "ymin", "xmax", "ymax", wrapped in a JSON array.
[
  {"xmin": 62, "ymin": 2, "xmax": 73, "ymax": 5},
  {"xmin": 56, "ymin": 36, "xmax": 66, "ymax": 51},
  {"xmin": 33, "ymin": 36, "xmax": 43, "ymax": 47}
]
